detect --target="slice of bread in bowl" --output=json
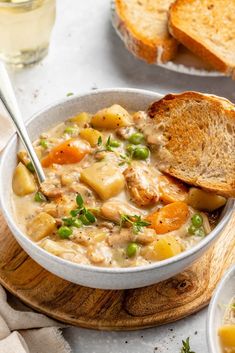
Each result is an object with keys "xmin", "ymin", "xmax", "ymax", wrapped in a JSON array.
[
  {"xmin": 112, "ymin": 0, "xmax": 178, "ymax": 64},
  {"xmin": 168, "ymin": 0, "xmax": 235, "ymax": 77},
  {"xmin": 135, "ymin": 92, "xmax": 235, "ymax": 197}
]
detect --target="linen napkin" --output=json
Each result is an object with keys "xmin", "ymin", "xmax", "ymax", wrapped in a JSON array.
[
  {"xmin": 0, "ymin": 111, "xmax": 72, "ymax": 353},
  {"xmin": 0, "ymin": 285, "xmax": 72, "ymax": 353}
]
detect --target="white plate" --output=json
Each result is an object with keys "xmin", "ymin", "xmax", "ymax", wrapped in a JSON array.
[{"xmin": 111, "ymin": 2, "xmax": 223, "ymax": 77}]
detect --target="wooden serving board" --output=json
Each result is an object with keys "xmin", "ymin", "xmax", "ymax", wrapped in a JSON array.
[{"xmin": 0, "ymin": 212, "xmax": 234, "ymax": 331}]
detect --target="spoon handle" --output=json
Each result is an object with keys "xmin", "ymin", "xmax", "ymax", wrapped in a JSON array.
[{"xmin": 0, "ymin": 62, "xmax": 45, "ymax": 183}]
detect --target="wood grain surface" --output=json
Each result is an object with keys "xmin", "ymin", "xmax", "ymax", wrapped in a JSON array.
[{"xmin": 0, "ymin": 212, "xmax": 234, "ymax": 330}]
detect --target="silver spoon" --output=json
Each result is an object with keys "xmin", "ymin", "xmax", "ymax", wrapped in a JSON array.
[{"xmin": 0, "ymin": 62, "xmax": 45, "ymax": 183}]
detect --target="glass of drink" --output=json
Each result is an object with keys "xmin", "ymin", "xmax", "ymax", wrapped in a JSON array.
[{"xmin": 0, "ymin": 0, "xmax": 56, "ymax": 66}]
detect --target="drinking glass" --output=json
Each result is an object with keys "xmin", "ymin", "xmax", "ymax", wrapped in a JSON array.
[{"xmin": 0, "ymin": 0, "xmax": 56, "ymax": 66}]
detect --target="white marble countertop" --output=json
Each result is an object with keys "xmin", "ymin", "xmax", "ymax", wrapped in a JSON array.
[{"xmin": 4, "ymin": 0, "xmax": 235, "ymax": 352}]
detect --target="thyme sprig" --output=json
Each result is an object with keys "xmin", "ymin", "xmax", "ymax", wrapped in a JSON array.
[
  {"xmin": 181, "ymin": 337, "xmax": 195, "ymax": 353},
  {"xmin": 120, "ymin": 214, "xmax": 150, "ymax": 234}
]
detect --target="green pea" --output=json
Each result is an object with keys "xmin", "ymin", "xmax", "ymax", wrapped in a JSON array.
[
  {"xmin": 34, "ymin": 191, "xmax": 47, "ymax": 203},
  {"xmin": 26, "ymin": 162, "xmax": 35, "ymax": 173},
  {"xmin": 188, "ymin": 224, "xmax": 197, "ymax": 235},
  {"xmin": 133, "ymin": 146, "xmax": 149, "ymax": 160},
  {"xmin": 191, "ymin": 214, "xmax": 203, "ymax": 228},
  {"xmin": 64, "ymin": 126, "xmax": 78, "ymax": 135},
  {"xmin": 109, "ymin": 140, "xmax": 120, "ymax": 148},
  {"xmin": 58, "ymin": 226, "xmax": 72, "ymax": 238},
  {"xmin": 126, "ymin": 242, "xmax": 139, "ymax": 257},
  {"xmin": 195, "ymin": 227, "xmax": 206, "ymax": 237},
  {"xmin": 40, "ymin": 139, "xmax": 48, "ymax": 149},
  {"xmin": 128, "ymin": 132, "xmax": 145, "ymax": 145}
]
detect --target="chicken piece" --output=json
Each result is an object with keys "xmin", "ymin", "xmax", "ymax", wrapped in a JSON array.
[
  {"xmin": 107, "ymin": 228, "xmax": 133, "ymax": 247},
  {"xmin": 135, "ymin": 228, "xmax": 156, "ymax": 244},
  {"xmin": 123, "ymin": 163, "xmax": 159, "ymax": 207},
  {"xmin": 100, "ymin": 200, "xmax": 142, "ymax": 223},
  {"xmin": 61, "ymin": 171, "xmax": 80, "ymax": 186},
  {"xmin": 116, "ymin": 126, "xmax": 136, "ymax": 140},
  {"xmin": 133, "ymin": 111, "xmax": 166, "ymax": 146},
  {"xmin": 69, "ymin": 183, "xmax": 96, "ymax": 207},
  {"xmin": 107, "ymin": 227, "xmax": 156, "ymax": 247},
  {"xmin": 17, "ymin": 150, "xmax": 30, "ymax": 166},
  {"xmin": 43, "ymin": 194, "xmax": 77, "ymax": 218},
  {"xmin": 40, "ymin": 176, "xmax": 63, "ymax": 198},
  {"xmin": 87, "ymin": 245, "xmax": 105, "ymax": 264}
]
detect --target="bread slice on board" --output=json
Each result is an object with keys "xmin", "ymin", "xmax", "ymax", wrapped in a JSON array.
[
  {"xmin": 144, "ymin": 92, "xmax": 235, "ymax": 197},
  {"xmin": 112, "ymin": 0, "xmax": 178, "ymax": 64},
  {"xmin": 169, "ymin": 0, "xmax": 235, "ymax": 77}
]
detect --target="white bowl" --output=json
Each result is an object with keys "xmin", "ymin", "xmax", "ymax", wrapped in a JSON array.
[
  {"xmin": 0, "ymin": 88, "xmax": 234, "ymax": 289},
  {"xmin": 207, "ymin": 265, "xmax": 235, "ymax": 353}
]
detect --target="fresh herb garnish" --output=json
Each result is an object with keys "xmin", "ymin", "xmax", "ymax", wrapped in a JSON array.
[
  {"xmin": 118, "ymin": 153, "xmax": 131, "ymax": 166},
  {"xmin": 26, "ymin": 161, "xmax": 35, "ymax": 173},
  {"xmin": 34, "ymin": 191, "xmax": 47, "ymax": 203},
  {"xmin": 105, "ymin": 135, "xmax": 120, "ymax": 151},
  {"xmin": 181, "ymin": 337, "xmax": 195, "ymax": 353},
  {"xmin": 71, "ymin": 193, "xmax": 96, "ymax": 225},
  {"xmin": 97, "ymin": 135, "xmax": 120, "ymax": 151},
  {"xmin": 97, "ymin": 135, "xmax": 102, "ymax": 146},
  {"xmin": 120, "ymin": 214, "xmax": 150, "ymax": 234},
  {"xmin": 58, "ymin": 194, "xmax": 96, "ymax": 238},
  {"xmin": 66, "ymin": 92, "xmax": 74, "ymax": 97}
]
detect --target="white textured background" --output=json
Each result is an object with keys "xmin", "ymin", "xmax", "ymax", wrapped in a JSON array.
[{"xmin": 5, "ymin": 0, "xmax": 235, "ymax": 352}]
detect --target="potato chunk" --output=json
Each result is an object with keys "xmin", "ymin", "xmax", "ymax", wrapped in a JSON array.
[
  {"xmin": 218, "ymin": 325, "xmax": 235, "ymax": 349},
  {"xmin": 188, "ymin": 187, "xmax": 226, "ymax": 211},
  {"xmin": 27, "ymin": 212, "xmax": 56, "ymax": 241},
  {"xmin": 91, "ymin": 104, "xmax": 132, "ymax": 129},
  {"xmin": 12, "ymin": 162, "xmax": 37, "ymax": 196},
  {"xmin": 80, "ymin": 161, "xmax": 125, "ymax": 200},
  {"xmin": 69, "ymin": 112, "xmax": 91, "ymax": 127},
  {"xmin": 141, "ymin": 235, "xmax": 181, "ymax": 261},
  {"xmin": 80, "ymin": 128, "xmax": 103, "ymax": 147}
]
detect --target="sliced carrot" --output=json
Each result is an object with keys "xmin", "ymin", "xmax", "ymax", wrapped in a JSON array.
[
  {"xmin": 159, "ymin": 175, "xmax": 188, "ymax": 204},
  {"xmin": 146, "ymin": 201, "xmax": 189, "ymax": 234},
  {"xmin": 41, "ymin": 138, "xmax": 90, "ymax": 167}
]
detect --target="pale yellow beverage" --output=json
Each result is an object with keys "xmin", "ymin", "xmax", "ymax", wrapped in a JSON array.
[{"xmin": 0, "ymin": 0, "xmax": 56, "ymax": 65}]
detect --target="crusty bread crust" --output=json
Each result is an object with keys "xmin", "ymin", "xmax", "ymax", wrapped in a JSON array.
[
  {"xmin": 113, "ymin": 0, "xmax": 178, "ymax": 64},
  {"xmin": 147, "ymin": 92, "xmax": 235, "ymax": 197},
  {"xmin": 169, "ymin": 0, "xmax": 235, "ymax": 77}
]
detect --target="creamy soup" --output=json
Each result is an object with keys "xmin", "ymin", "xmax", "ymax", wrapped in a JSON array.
[
  {"xmin": 11, "ymin": 104, "xmax": 226, "ymax": 268},
  {"xmin": 218, "ymin": 297, "xmax": 235, "ymax": 353}
]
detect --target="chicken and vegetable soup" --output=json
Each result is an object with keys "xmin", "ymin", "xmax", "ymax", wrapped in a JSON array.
[
  {"xmin": 12, "ymin": 104, "xmax": 227, "ymax": 267},
  {"xmin": 218, "ymin": 297, "xmax": 235, "ymax": 353}
]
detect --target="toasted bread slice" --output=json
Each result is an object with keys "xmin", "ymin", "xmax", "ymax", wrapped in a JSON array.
[
  {"xmin": 143, "ymin": 92, "xmax": 235, "ymax": 197},
  {"xmin": 112, "ymin": 0, "xmax": 178, "ymax": 64},
  {"xmin": 169, "ymin": 0, "xmax": 235, "ymax": 77}
]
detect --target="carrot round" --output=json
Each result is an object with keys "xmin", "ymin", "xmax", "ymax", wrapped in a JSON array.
[
  {"xmin": 146, "ymin": 201, "xmax": 189, "ymax": 234},
  {"xmin": 41, "ymin": 138, "xmax": 90, "ymax": 167}
]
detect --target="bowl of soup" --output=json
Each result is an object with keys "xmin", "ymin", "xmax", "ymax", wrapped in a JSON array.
[
  {"xmin": 207, "ymin": 265, "xmax": 235, "ymax": 353},
  {"xmin": 0, "ymin": 88, "xmax": 234, "ymax": 289}
]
